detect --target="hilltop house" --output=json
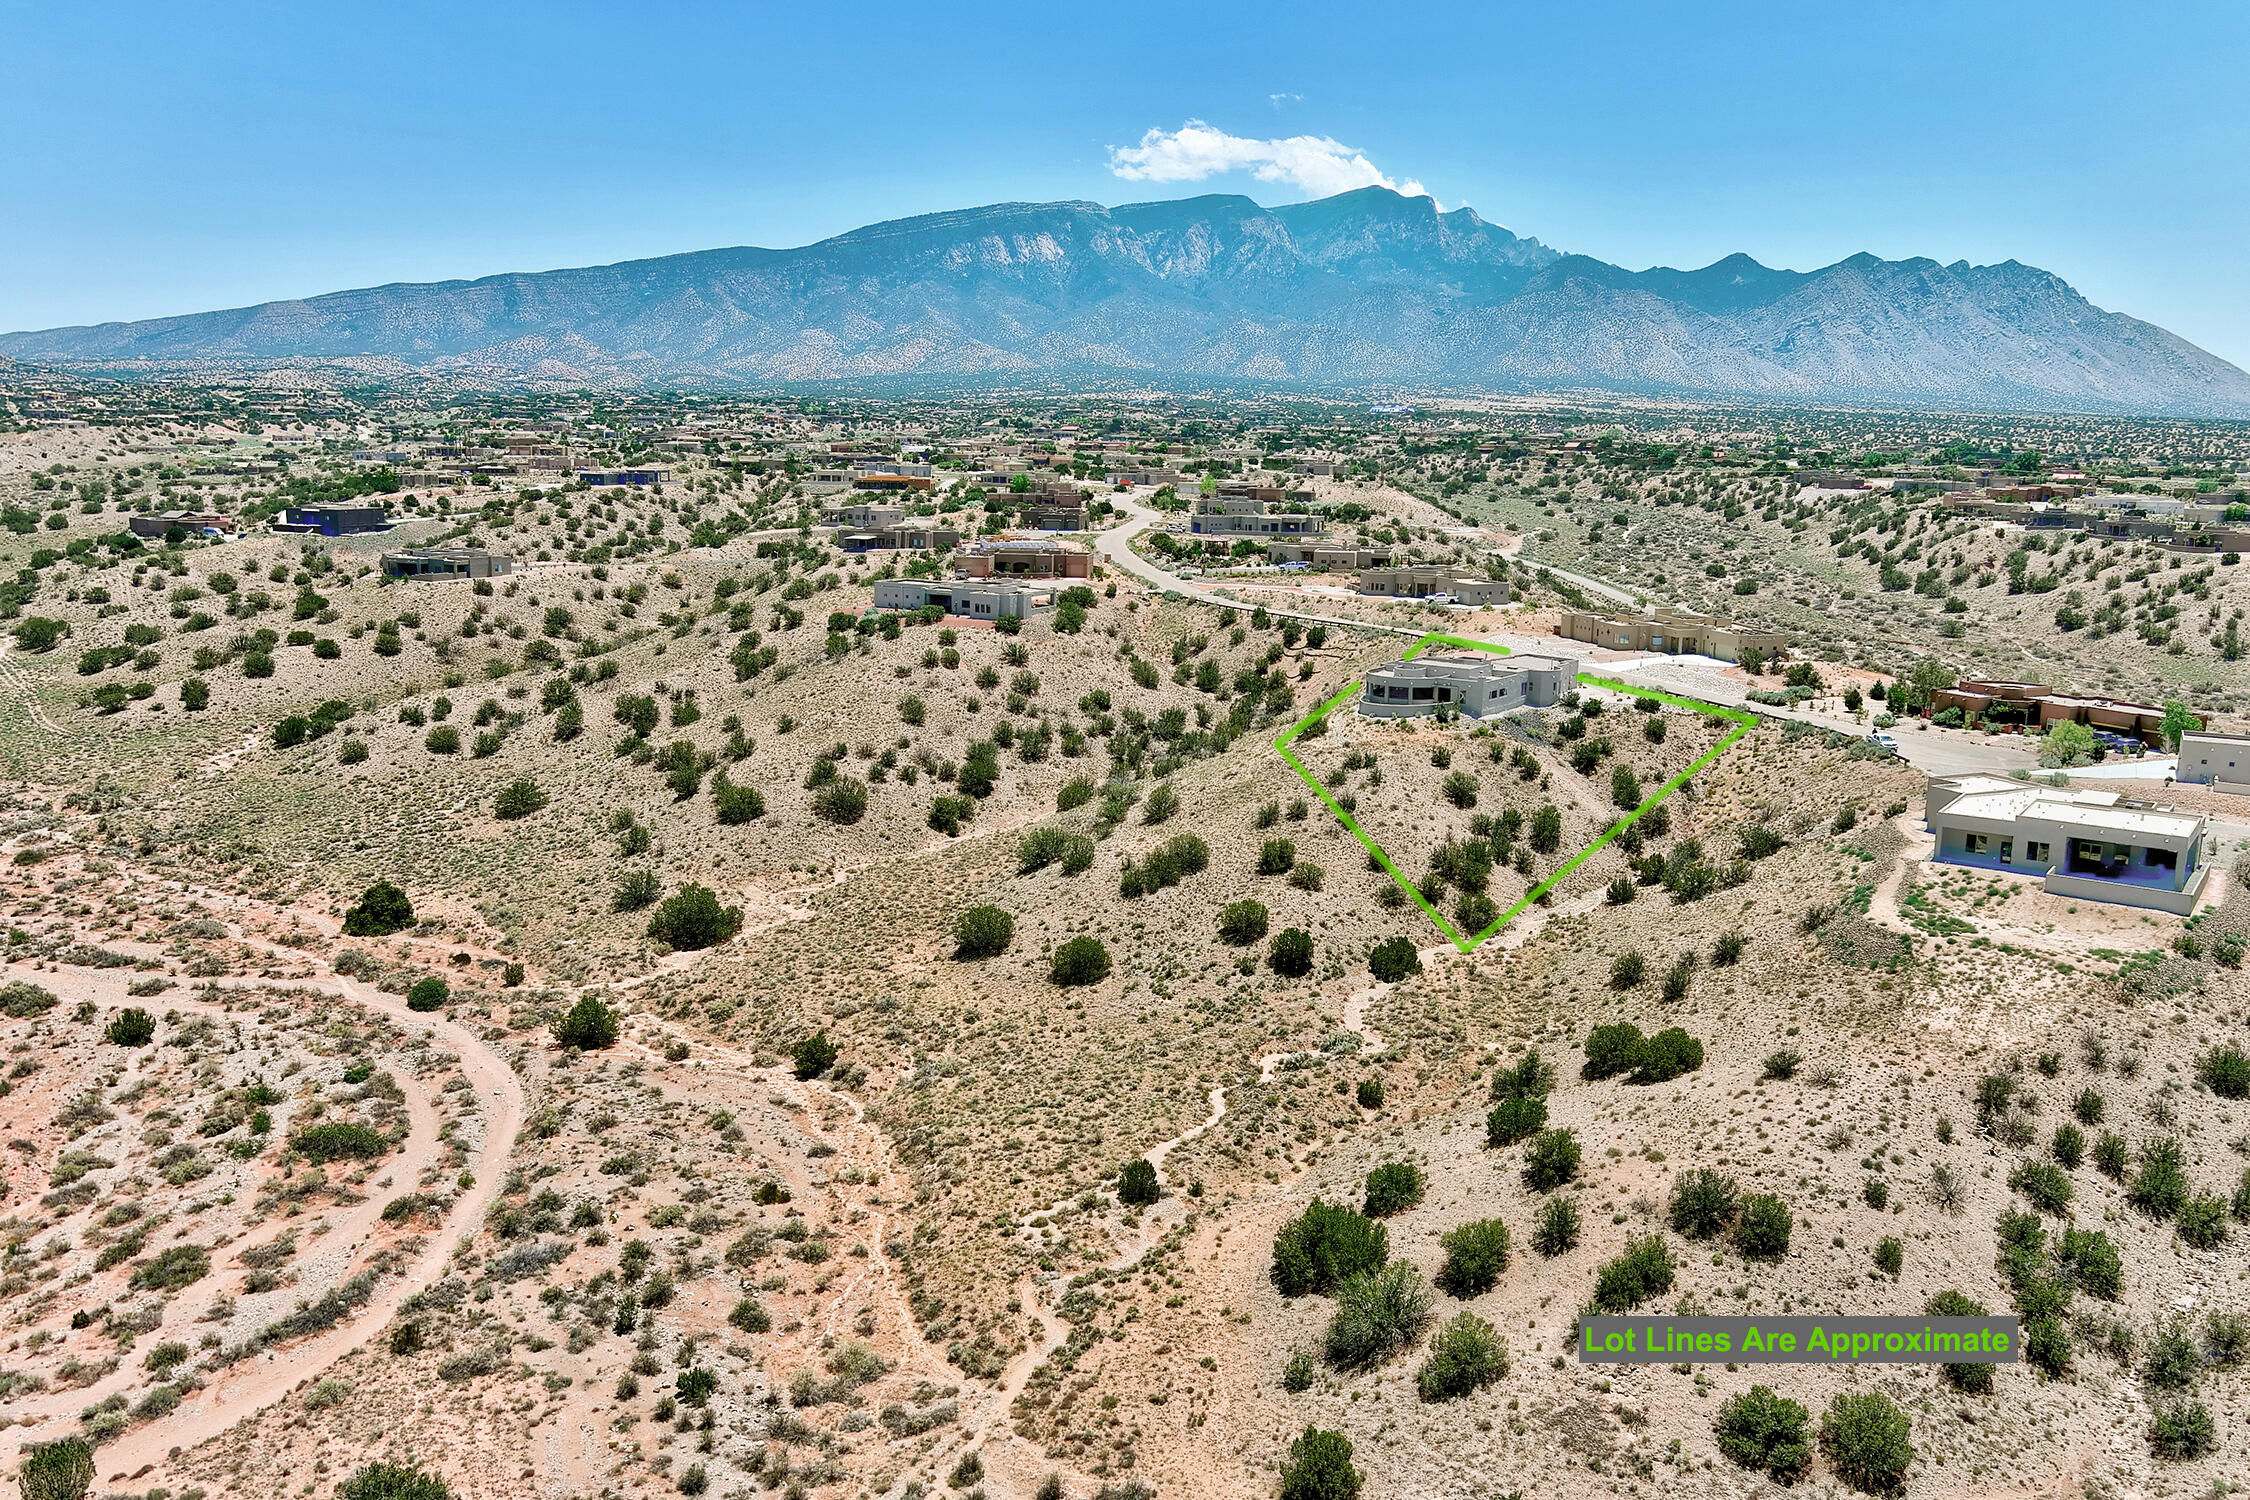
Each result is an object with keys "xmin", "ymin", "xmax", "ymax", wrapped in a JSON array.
[
  {"xmin": 1360, "ymin": 652, "xmax": 1577, "ymax": 719},
  {"xmin": 1925, "ymin": 774, "xmax": 2209, "ymax": 914},
  {"xmin": 381, "ymin": 547, "xmax": 514, "ymax": 580},
  {"xmin": 871, "ymin": 578, "xmax": 1050, "ymax": 621}
]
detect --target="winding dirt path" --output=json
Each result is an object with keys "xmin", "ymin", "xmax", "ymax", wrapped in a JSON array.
[
  {"xmin": 1, "ymin": 955, "xmax": 525, "ymax": 1488},
  {"xmin": 0, "ymin": 640, "xmax": 64, "ymax": 735}
]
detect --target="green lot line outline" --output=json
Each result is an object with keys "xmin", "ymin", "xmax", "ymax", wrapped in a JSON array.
[{"xmin": 1273, "ymin": 632, "xmax": 1758, "ymax": 954}]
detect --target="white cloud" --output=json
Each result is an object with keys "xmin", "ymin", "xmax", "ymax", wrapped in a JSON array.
[
  {"xmin": 1106, "ymin": 120, "xmax": 1428, "ymax": 201},
  {"xmin": 1267, "ymin": 92, "xmax": 1302, "ymax": 109}
]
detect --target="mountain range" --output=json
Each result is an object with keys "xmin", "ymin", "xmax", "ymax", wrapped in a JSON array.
[{"xmin": 7, "ymin": 187, "xmax": 2248, "ymax": 416}]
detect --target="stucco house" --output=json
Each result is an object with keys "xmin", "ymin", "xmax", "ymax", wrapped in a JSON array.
[
  {"xmin": 1925, "ymin": 774, "xmax": 2210, "ymax": 914},
  {"xmin": 1360, "ymin": 652, "xmax": 1577, "ymax": 719}
]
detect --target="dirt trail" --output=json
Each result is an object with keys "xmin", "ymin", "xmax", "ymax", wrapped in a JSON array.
[
  {"xmin": 0, "ymin": 641, "xmax": 65, "ymax": 734},
  {"xmin": 1, "ymin": 952, "xmax": 525, "ymax": 1488}
]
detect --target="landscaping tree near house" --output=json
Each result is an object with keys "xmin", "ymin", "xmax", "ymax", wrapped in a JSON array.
[
  {"xmin": 552, "ymin": 995, "xmax": 622, "ymax": 1051},
  {"xmin": 1277, "ymin": 1425, "xmax": 1360, "ymax": 1500},
  {"xmin": 343, "ymin": 878, "xmax": 416, "ymax": 937},
  {"xmin": 1117, "ymin": 1158, "xmax": 1160, "ymax": 1207},
  {"xmin": 1050, "ymin": 936, "xmax": 1111, "ymax": 986},
  {"xmin": 791, "ymin": 1032, "xmax": 837, "ymax": 1080},
  {"xmin": 952, "ymin": 905, "xmax": 1014, "ymax": 959},
  {"xmin": 644, "ymin": 883, "xmax": 742, "ymax": 951},
  {"xmin": 2159, "ymin": 699, "xmax": 2198, "ymax": 751}
]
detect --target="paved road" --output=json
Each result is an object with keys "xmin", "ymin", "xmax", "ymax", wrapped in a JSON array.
[
  {"xmin": 1092, "ymin": 495, "xmax": 1424, "ymax": 640},
  {"xmin": 1092, "ymin": 498, "xmax": 2054, "ymax": 783}
]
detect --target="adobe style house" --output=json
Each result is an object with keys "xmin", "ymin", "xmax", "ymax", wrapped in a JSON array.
[
  {"xmin": 2176, "ymin": 730, "xmax": 2250, "ymax": 790},
  {"xmin": 1555, "ymin": 607, "xmax": 1784, "ymax": 665},
  {"xmin": 127, "ymin": 510, "xmax": 237, "ymax": 538},
  {"xmin": 278, "ymin": 503, "xmax": 389, "ymax": 536},
  {"xmin": 1187, "ymin": 491, "xmax": 1324, "ymax": 540},
  {"xmin": 1357, "ymin": 564, "xmax": 1509, "ymax": 606},
  {"xmin": 871, "ymin": 578, "xmax": 1051, "ymax": 621},
  {"xmin": 1925, "ymin": 679, "xmax": 2173, "ymax": 747},
  {"xmin": 1266, "ymin": 541, "xmax": 1393, "ymax": 570},
  {"xmin": 1925, "ymin": 774, "xmax": 2209, "ymax": 914},
  {"xmin": 380, "ymin": 547, "xmax": 514, "ymax": 580},
  {"xmin": 959, "ymin": 538, "xmax": 1092, "ymax": 580},
  {"xmin": 1360, "ymin": 652, "xmax": 1577, "ymax": 719}
]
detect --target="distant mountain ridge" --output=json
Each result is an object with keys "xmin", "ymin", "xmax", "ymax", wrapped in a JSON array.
[{"xmin": 7, "ymin": 187, "xmax": 2247, "ymax": 415}]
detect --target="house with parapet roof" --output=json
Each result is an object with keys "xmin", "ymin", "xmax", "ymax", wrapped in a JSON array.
[
  {"xmin": 1925, "ymin": 774, "xmax": 2210, "ymax": 915},
  {"xmin": 1360, "ymin": 652, "xmax": 1577, "ymax": 719}
]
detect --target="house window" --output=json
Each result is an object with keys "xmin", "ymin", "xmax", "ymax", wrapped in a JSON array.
[
  {"xmin": 2144, "ymin": 848, "xmax": 2179, "ymax": 870},
  {"xmin": 1964, "ymin": 833, "xmax": 1988, "ymax": 855},
  {"xmin": 1999, "ymin": 838, "xmax": 2013, "ymax": 863},
  {"xmin": 2027, "ymin": 841, "xmax": 2051, "ymax": 863}
]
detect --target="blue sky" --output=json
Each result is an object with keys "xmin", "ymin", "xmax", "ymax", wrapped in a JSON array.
[{"xmin": 6, "ymin": 0, "xmax": 2248, "ymax": 367}]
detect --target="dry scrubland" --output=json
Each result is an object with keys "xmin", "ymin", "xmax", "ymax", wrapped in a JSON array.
[
  {"xmin": 1, "ymin": 417, "xmax": 2247, "ymax": 1498},
  {"xmin": 1413, "ymin": 440, "xmax": 2250, "ymax": 714}
]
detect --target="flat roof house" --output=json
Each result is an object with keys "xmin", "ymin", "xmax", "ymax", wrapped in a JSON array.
[
  {"xmin": 1020, "ymin": 501, "xmax": 1090, "ymax": 531},
  {"xmin": 1267, "ymin": 542, "xmax": 1394, "ymax": 570},
  {"xmin": 1187, "ymin": 494, "xmax": 1324, "ymax": 539},
  {"xmin": 871, "ymin": 578, "xmax": 1051, "ymax": 621},
  {"xmin": 279, "ymin": 504, "xmax": 390, "ymax": 537},
  {"xmin": 838, "ymin": 523, "xmax": 962, "ymax": 553},
  {"xmin": 821, "ymin": 501, "xmax": 907, "ymax": 529},
  {"xmin": 1358, "ymin": 564, "xmax": 1509, "ymax": 607},
  {"xmin": 381, "ymin": 547, "xmax": 514, "ymax": 580},
  {"xmin": 2176, "ymin": 730, "xmax": 2250, "ymax": 791},
  {"xmin": 1555, "ymin": 607, "xmax": 1784, "ymax": 665},
  {"xmin": 127, "ymin": 510, "xmax": 237, "ymax": 539},
  {"xmin": 959, "ymin": 538, "xmax": 1092, "ymax": 580},
  {"xmin": 577, "ymin": 468, "xmax": 669, "ymax": 488},
  {"xmin": 1361, "ymin": 652, "xmax": 1577, "ymax": 719},
  {"xmin": 1926, "ymin": 774, "xmax": 2209, "ymax": 914}
]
